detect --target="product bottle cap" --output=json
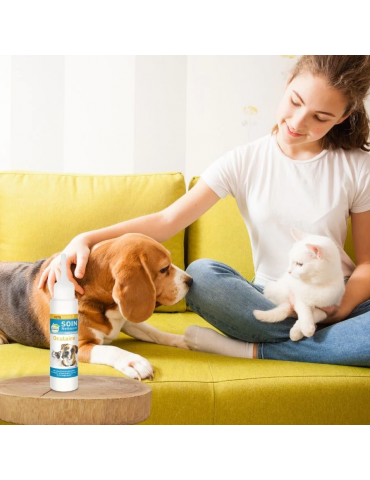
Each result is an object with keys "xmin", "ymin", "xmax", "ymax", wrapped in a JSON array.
[{"xmin": 53, "ymin": 253, "xmax": 76, "ymax": 300}]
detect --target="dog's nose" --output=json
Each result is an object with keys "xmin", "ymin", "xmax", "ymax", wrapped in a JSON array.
[{"xmin": 185, "ymin": 277, "xmax": 193, "ymax": 287}]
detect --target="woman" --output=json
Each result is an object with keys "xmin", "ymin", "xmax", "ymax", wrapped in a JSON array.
[{"xmin": 39, "ymin": 55, "xmax": 370, "ymax": 366}]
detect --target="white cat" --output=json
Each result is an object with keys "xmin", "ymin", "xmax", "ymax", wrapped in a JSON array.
[{"xmin": 253, "ymin": 228, "xmax": 345, "ymax": 341}]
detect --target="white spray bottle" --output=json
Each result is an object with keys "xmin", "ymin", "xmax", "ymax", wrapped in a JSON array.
[{"xmin": 50, "ymin": 253, "xmax": 79, "ymax": 392}]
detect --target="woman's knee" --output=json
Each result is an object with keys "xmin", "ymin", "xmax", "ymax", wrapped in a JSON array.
[
  {"xmin": 186, "ymin": 258, "xmax": 216, "ymax": 280},
  {"xmin": 186, "ymin": 258, "xmax": 239, "ymax": 280},
  {"xmin": 186, "ymin": 259, "xmax": 216, "ymax": 304},
  {"xmin": 185, "ymin": 259, "xmax": 244, "ymax": 311}
]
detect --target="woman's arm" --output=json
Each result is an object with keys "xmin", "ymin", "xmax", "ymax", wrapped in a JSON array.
[
  {"xmin": 321, "ymin": 210, "xmax": 370, "ymax": 324},
  {"xmin": 38, "ymin": 179, "xmax": 220, "ymax": 294},
  {"xmin": 81, "ymin": 178, "xmax": 220, "ymax": 247}
]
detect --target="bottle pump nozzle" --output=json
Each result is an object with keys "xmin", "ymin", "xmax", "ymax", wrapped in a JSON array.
[{"xmin": 53, "ymin": 253, "xmax": 75, "ymax": 300}]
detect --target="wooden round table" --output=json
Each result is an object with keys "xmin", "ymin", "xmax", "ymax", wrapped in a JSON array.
[{"xmin": 0, "ymin": 375, "xmax": 151, "ymax": 425}]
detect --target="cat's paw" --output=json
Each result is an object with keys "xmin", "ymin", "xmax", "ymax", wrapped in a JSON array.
[
  {"xmin": 253, "ymin": 309, "xmax": 267, "ymax": 321},
  {"xmin": 300, "ymin": 323, "xmax": 316, "ymax": 338},
  {"xmin": 289, "ymin": 323, "xmax": 303, "ymax": 342},
  {"xmin": 253, "ymin": 309, "xmax": 274, "ymax": 322},
  {"xmin": 290, "ymin": 328, "xmax": 304, "ymax": 341}
]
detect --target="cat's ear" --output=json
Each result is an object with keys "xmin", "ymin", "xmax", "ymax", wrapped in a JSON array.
[
  {"xmin": 290, "ymin": 227, "xmax": 310, "ymax": 241},
  {"xmin": 305, "ymin": 244, "xmax": 323, "ymax": 259}
]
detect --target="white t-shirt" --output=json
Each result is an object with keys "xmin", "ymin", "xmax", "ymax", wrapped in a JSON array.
[{"xmin": 201, "ymin": 133, "xmax": 370, "ymax": 287}]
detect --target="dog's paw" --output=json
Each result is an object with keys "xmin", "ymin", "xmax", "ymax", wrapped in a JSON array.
[{"xmin": 115, "ymin": 353, "xmax": 154, "ymax": 381}]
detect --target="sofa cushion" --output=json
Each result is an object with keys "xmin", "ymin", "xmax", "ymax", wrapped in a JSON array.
[
  {"xmin": 186, "ymin": 176, "xmax": 357, "ymax": 275},
  {"xmin": 1, "ymin": 312, "xmax": 369, "ymax": 425},
  {"xmin": 0, "ymin": 171, "xmax": 186, "ymax": 313},
  {"xmin": 186, "ymin": 177, "xmax": 254, "ymax": 281}
]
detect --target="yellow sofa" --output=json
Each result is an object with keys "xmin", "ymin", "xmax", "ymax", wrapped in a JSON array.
[{"xmin": 0, "ymin": 171, "xmax": 370, "ymax": 425}]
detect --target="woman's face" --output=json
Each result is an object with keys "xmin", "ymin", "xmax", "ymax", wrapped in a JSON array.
[{"xmin": 276, "ymin": 71, "xmax": 351, "ymax": 149}]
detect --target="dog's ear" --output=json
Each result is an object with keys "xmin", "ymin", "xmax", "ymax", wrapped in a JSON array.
[
  {"xmin": 112, "ymin": 253, "xmax": 156, "ymax": 323},
  {"xmin": 61, "ymin": 344, "xmax": 67, "ymax": 350},
  {"xmin": 74, "ymin": 345, "xmax": 78, "ymax": 354}
]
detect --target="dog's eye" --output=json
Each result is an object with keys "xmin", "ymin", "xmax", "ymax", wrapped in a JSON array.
[
  {"xmin": 295, "ymin": 262, "xmax": 303, "ymax": 267},
  {"xmin": 160, "ymin": 266, "xmax": 170, "ymax": 274}
]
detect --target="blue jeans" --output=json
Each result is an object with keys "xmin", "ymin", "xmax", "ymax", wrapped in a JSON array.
[{"xmin": 185, "ymin": 259, "xmax": 370, "ymax": 366}]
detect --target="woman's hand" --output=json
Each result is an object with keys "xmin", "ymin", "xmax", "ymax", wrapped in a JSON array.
[
  {"xmin": 317, "ymin": 305, "xmax": 344, "ymax": 325},
  {"xmin": 38, "ymin": 235, "xmax": 91, "ymax": 297},
  {"xmin": 290, "ymin": 291, "xmax": 344, "ymax": 324}
]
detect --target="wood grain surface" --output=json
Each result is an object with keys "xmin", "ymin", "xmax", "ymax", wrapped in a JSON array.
[{"xmin": 0, "ymin": 375, "xmax": 151, "ymax": 425}]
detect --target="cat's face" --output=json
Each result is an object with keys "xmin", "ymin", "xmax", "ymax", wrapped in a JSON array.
[
  {"xmin": 287, "ymin": 227, "xmax": 338, "ymax": 283},
  {"xmin": 287, "ymin": 242, "xmax": 323, "ymax": 281}
]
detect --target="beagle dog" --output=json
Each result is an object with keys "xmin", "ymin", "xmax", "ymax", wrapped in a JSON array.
[{"xmin": 0, "ymin": 233, "xmax": 193, "ymax": 380}]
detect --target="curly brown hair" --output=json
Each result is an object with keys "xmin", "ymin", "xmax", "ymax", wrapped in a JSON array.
[{"xmin": 271, "ymin": 55, "xmax": 370, "ymax": 152}]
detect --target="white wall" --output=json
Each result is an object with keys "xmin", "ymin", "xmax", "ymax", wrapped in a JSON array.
[
  {"xmin": 134, "ymin": 55, "xmax": 187, "ymax": 176},
  {"xmin": 11, "ymin": 56, "xmax": 65, "ymax": 172},
  {"xmin": 2, "ymin": 55, "xmax": 366, "ymax": 187},
  {"xmin": 64, "ymin": 56, "xmax": 136, "ymax": 174},
  {"xmin": 0, "ymin": 56, "xmax": 12, "ymax": 170}
]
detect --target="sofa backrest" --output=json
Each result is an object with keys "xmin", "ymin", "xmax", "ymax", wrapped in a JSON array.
[
  {"xmin": 186, "ymin": 176, "xmax": 356, "ymax": 280},
  {"xmin": 0, "ymin": 171, "xmax": 187, "ymax": 313}
]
